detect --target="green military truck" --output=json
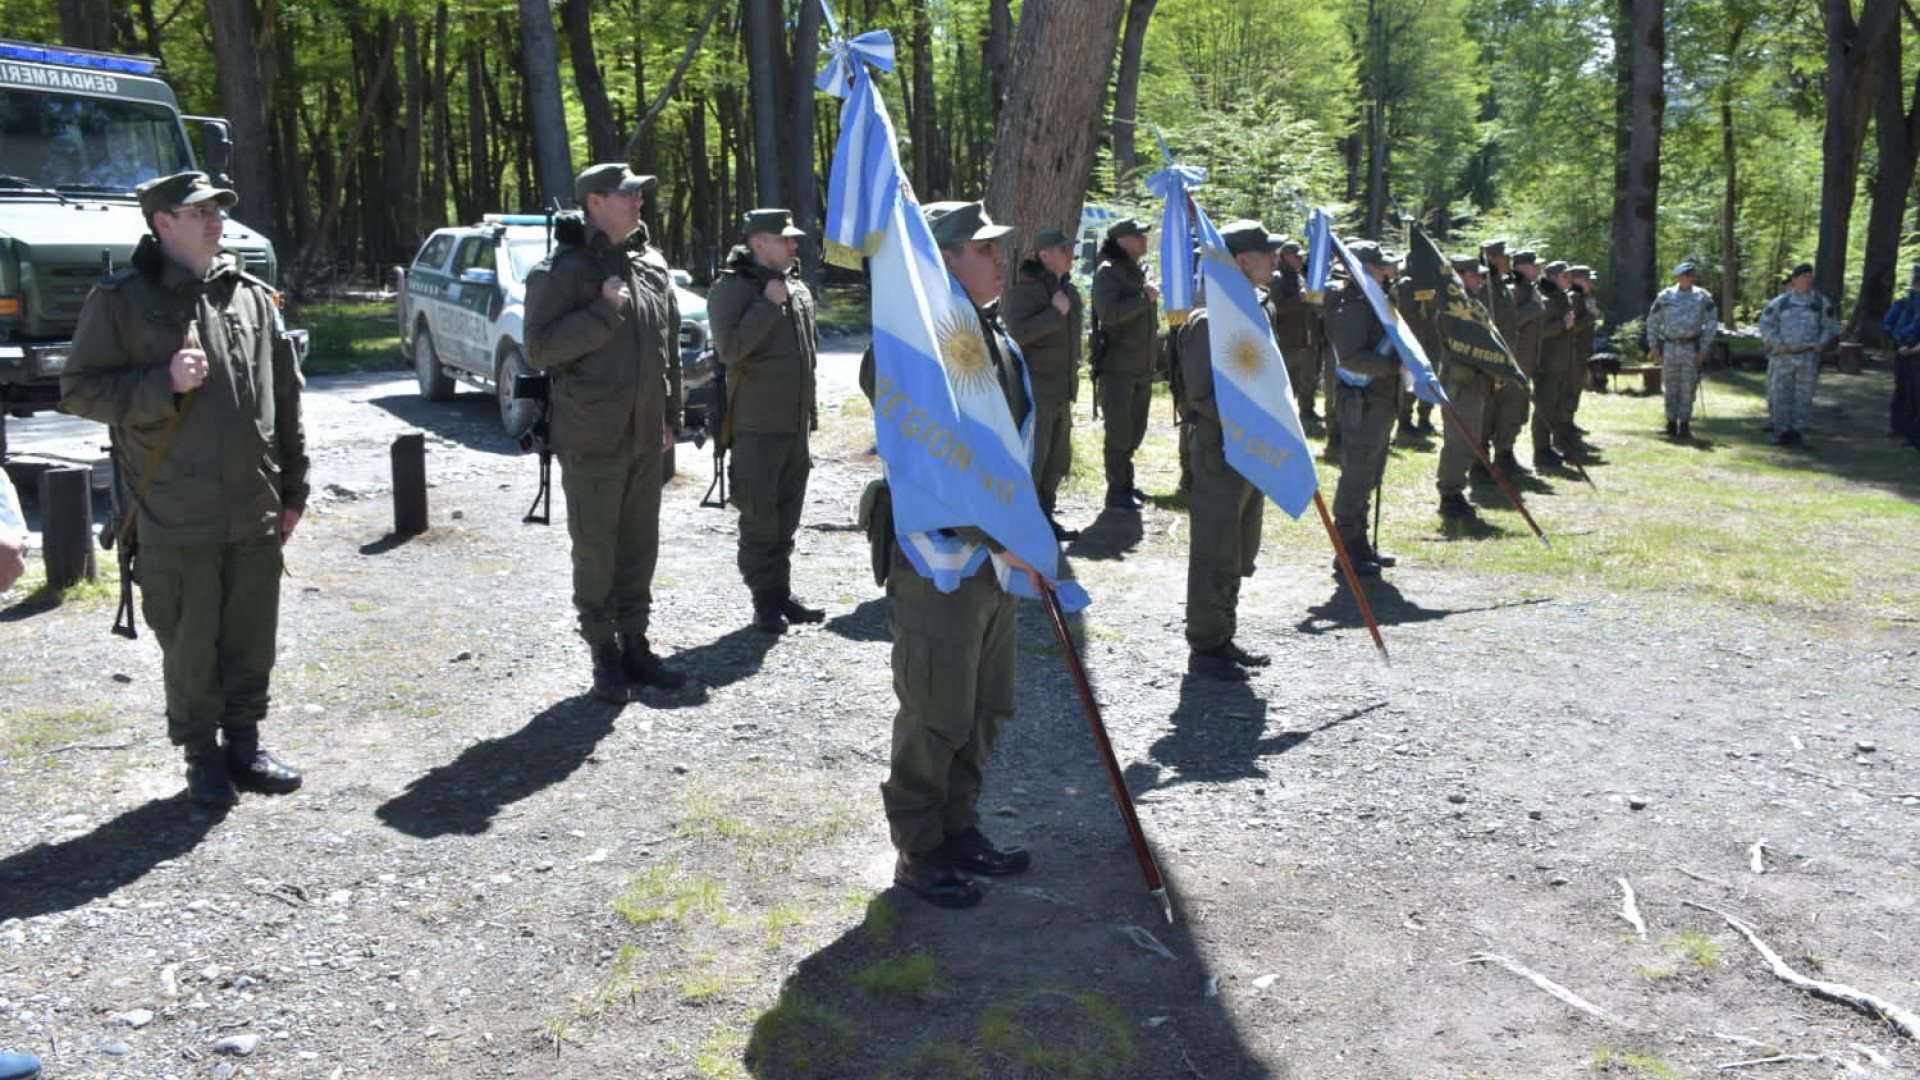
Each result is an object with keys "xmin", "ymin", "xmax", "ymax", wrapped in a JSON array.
[{"xmin": 0, "ymin": 38, "xmax": 288, "ymax": 457}]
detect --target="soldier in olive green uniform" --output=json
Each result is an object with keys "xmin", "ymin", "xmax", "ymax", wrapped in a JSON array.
[
  {"xmin": 1090, "ymin": 218, "xmax": 1161, "ymax": 509},
  {"xmin": 1567, "ymin": 265, "xmax": 1600, "ymax": 434},
  {"xmin": 1490, "ymin": 250, "xmax": 1544, "ymax": 471},
  {"xmin": 1002, "ymin": 227, "xmax": 1084, "ymax": 539},
  {"xmin": 1531, "ymin": 260, "xmax": 1580, "ymax": 468},
  {"xmin": 1323, "ymin": 241, "xmax": 1403, "ymax": 575},
  {"xmin": 862, "ymin": 201, "xmax": 1042, "ymax": 910},
  {"xmin": 1393, "ymin": 258, "xmax": 1443, "ymax": 445},
  {"xmin": 1436, "ymin": 256, "xmax": 1499, "ymax": 518},
  {"xmin": 707, "ymin": 208, "xmax": 823, "ymax": 634},
  {"xmin": 525, "ymin": 163, "xmax": 687, "ymax": 702},
  {"xmin": 62, "ymin": 171, "xmax": 308, "ymax": 808},
  {"xmin": 1181, "ymin": 221, "xmax": 1282, "ymax": 682},
  {"xmin": 1267, "ymin": 239, "xmax": 1321, "ymax": 427}
]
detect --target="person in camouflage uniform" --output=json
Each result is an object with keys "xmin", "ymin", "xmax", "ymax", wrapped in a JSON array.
[
  {"xmin": 525, "ymin": 163, "xmax": 687, "ymax": 702},
  {"xmin": 1323, "ymin": 241, "xmax": 1403, "ymax": 576},
  {"xmin": 1179, "ymin": 220, "xmax": 1282, "ymax": 682},
  {"xmin": 1267, "ymin": 239, "xmax": 1321, "ymax": 427},
  {"xmin": 1645, "ymin": 261, "xmax": 1719, "ymax": 439},
  {"xmin": 62, "ymin": 171, "xmax": 308, "ymax": 809},
  {"xmin": 1090, "ymin": 218, "xmax": 1161, "ymax": 509},
  {"xmin": 1757, "ymin": 262, "xmax": 1838, "ymax": 446},
  {"xmin": 1002, "ymin": 227, "xmax": 1085, "ymax": 539},
  {"xmin": 708, "ymin": 208, "xmax": 822, "ymax": 634}
]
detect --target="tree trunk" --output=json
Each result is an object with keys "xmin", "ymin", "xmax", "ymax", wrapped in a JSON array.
[
  {"xmin": 1605, "ymin": 0, "xmax": 1664, "ymax": 328},
  {"xmin": 517, "ymin": 0, "xmax": 574, "ymax": 207},
  {"xmin": 1109, "ymin": 0, "xmax": 1158, "ymax": 190},
  {"xmin": 1859, "ymin": 42, "xmax": 1920, "ymax": 341},
  {"xmin": 984, "ymin": 0, "xmax": 1127, "ymax": 271},
  {"xmin": 744, "ymin": 0, "xmax": 784, "ymax": 208},
  {"xmin": 425, "ymin": 1, "xmax": 450, "ymax": 230},
  {"xmin": 560, "ymin": 0, "xmax": 619, "ymax": 163},
  {"xmin": 60, "ymin": 0, "xmax": 114, "ymax": 50},
  {"xmin": 790, "ymin": 0, "xmax": 824, "ymax": 285},
  {"xmin": 909, "ymin": 0, "xmax": 936, "ymax": 198},
  {"xmin": 204, "ymin": 0, "xmax": 281, "ymax": 245},
  {"xmin": 398, "ymin": 13, "xmax": 424, "ymax": 252},
  {"xmin": 1718, "ymin": 96, "xmax": 1738, "ymax": 326},
  {"xmin": 464, "ymin": 47, "xmax": 491, "ymax": 222},
  {"xmin": 987, "ymin": 0, "xmax": 1012, "ymax": 120},
  {"xmin": 1815, "ymin": 0, "xmax": 1898, "ymax": 317}
]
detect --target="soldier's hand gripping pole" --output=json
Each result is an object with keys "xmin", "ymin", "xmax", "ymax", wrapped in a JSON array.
[
  {"xmin": 1039, "ymin": 583, "xmax": 1172, "ymax": 924},
  {"xmin": 1438, "ymin": 394, "xmax": 1551, "ymax": 548},
  {"xmin": 1313, "ymin": 491, "xmax": 1390, "ymax": 663}
]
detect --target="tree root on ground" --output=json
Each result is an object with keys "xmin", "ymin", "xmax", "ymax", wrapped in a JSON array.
[
  {"xmin": 1683, "ymin": 900, "xmax": 1920, "ymax": 1040},
  {"xmin": 1464, "ymin": 952, "xmax": 1623, "ymax": 1025}
]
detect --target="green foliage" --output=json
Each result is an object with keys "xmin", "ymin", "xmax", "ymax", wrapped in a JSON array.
[
  {"xmin": 291, "ymin": 302, "xmax": 405, "ymax": 376},
  {"xmin": 1589, "ymin": 1047, "xmax": 1681, "ymax": 1079}
]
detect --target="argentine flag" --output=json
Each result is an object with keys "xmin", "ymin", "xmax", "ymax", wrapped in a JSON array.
[
  {"xmin": 819, "ymin": 29, "xmax": 1088, "ymax": 611},
  {"xmin": 1197, "ymin": 249, "xmax": 1319, "ymax": 518},
  {"xmin": 1305, "ymin": 210, "xmax": 1448, "ymax": 407}
]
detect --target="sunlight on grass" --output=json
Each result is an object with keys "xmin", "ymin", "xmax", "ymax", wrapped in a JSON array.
[
  {"xmin": 850, "ymin": 951, "xmax": 939, "ymax": 999},
  {"xmin": 1589, "ymin": 1046, "xmax": 1681, "ymax": 1078},
  {"xmin": 613, "ymin": 862, "xmax": 728, "ymax": 925},
  {"xmin": 291, "ymin": 301, "xmax": 404, "ymax": 376}
]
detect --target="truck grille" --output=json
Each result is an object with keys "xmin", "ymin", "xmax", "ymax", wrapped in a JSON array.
[{"xmin": 35, "ymin": 262, "xmax": 102, "ymax": 332}]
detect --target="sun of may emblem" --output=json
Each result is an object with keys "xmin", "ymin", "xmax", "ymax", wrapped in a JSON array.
[
  {"xmin": 1227, "ymin": 332, "xmax": 1267, "ymax": 378},
  {"xmin": 936, "ymin": 308, "xmax": 995, "ymax": 394}
]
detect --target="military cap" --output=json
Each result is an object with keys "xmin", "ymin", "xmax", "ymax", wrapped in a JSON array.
[
  {"xmin": 1570, "ymin": 265, "xmax": 1592, "ymax": 280},
  {"xmin": 1105, "ymin": 217, "xmax": 1152, "ymax": 241},
  {"xmin": 1673, "ymin": 260, "xmax": 1699, "ymax": 277},
  {"xmin": 1450, "ymin": 255, "xmax": 1485, "ymax": 276},
  {"xmin": 1543, "ymin": 259, "xmax": 1571, "ymax": 276},
  {"xmin": 743, "ymin": 208, "xmax": 806, "ymax": 238},
  {"xmin": 136, "ymin": 171, "xmax": 236, "ymax": 223},
  {"xmin": 1513, "ymin": 249, "xmax": 1538, "ymax": 266},
  {"xmin": 1031, "ymin": 227, "xmax": 1074, "ymax": 251},
  {"xmin": 574, "ymin": 163, "xmax": 656, "ymax": 203},
  {"xmin": 924, "ymin": 201, "xmax": 1013, "ymax": 247},
  {"xmin": 1481, "ymin": 238, "xmax": 1509, "ymax": 258},
  {"xmin": 1220, "ymin": 219, "xmax": 1282, "ymax": 255},
  {"xmin": 1278, "ymin": 238, "xmax": 1303, "ymax": 256},
  {"xmin": 1789, "ymin": 261, "xmax": 1813, "ymax": 278},
  {"xmin": 1345, "ymin": 240, "xmax": 1391, "ymax": 267}
]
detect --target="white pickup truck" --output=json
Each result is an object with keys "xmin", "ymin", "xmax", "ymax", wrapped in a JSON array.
[{"xmin": 395, "ymin": 214, "xmax": 713, "ymax": 438}]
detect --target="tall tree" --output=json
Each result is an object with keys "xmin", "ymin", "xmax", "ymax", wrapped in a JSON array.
[
  {"xmin": 1110, "ymin": 0, "xmax": 1158, "ymax": 189},
  {"xmin": 204, "ymin": 0, "xmax": 280, "ymax": 245},
  {"xmin": 1815, "ymin": 0, "xmax": 1899, "ymax": 315},
  {"xmin": 59, "ymin": 0, "xmax": 113, "ymax": 50},
  {"xmin": 517, "ymin": 0, "xmax": 573, "ymax": 206},
  {"xmin": 1606, "ymin": 0, "xmax": 1665, "ymax": 326},
  {"xmin": 1857, "ymin": 29, "xmax": 1920, "ymax": 339},
  {"xmin": 743, "ymin": 0, "xmax": 784, "ymax": 207},
  {"xmin": 560, "ymin": 0, "xmax": 620, "ymax": 163},
  {"xmin": 790, "ymin": 0, "xmax": 825, "ymax": 282},
  {"xmin": 985, "ymin": 0, "xmax": 1127, "ymax": 263}
]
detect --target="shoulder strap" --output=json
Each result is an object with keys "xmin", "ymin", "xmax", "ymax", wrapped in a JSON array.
[{"xmin": 117, "ymin": 389, "xmax": 199, "ymax": 547}]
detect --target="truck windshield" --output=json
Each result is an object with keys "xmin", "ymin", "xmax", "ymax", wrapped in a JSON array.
[{"xmin": 0, "ymin": 89, "xmax": 191, "ymax": 194}]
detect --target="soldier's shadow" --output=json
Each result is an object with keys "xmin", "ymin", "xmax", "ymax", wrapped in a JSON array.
[
  {"xmin": 1064, "ymin": 508, "xmax": 1144, "ymax": 560},
  {"xmin": 0, "ymin": 796, "xmax": 222, "ymax": 920},
  {"xmin": 660, "ymin": 624, "xmax": 784, "ymax": 693},
  {"xmin": 1300, "ymin": 575, "xmax": 1453, "ymax": 632},
  {"xmin": 821, "ymin": 596, "xmax": 890, "ymax": 643},
  {"xmin": 375, "ymin": 695, "xmax": 620, "ymax": 838}
]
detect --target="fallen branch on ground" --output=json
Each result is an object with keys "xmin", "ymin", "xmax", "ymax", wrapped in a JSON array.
[
  {"xmin": 1617, "ymin": 877, "xmax": 1648, "ymax": 940},
  {"xmin": 1683, "ymin": 901, "xmax": 1920, "ymax": 1040},
  {"xmin": 1717, "ymin": 1053, "xmax": 1826, "ymax": 1069},
  {"xmin": 1678, "ymin": 866, "xmax": 1734, "ymax": 889},
  {"xmin": 1465, "ymin": 952, "xmax": 1623, "ymax": 1025},
  {"xmin": 1749, "ymin": 840, "xmax": 1766, "ymax": 875}
]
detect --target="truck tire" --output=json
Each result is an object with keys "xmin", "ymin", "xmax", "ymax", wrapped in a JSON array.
[
  {"xmin": 415, "ymin": 327, "xmax": 455, "ymax": 402},
  {"xmin": 497, "ymin": 346, "xmax": 537, "ymax": 437}
]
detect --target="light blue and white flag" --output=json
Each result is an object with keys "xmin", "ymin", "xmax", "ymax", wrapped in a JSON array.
[
  {"xmin": 820, "ymin": 29, "xmax": 1088, "ymax": 611},
  {"xmin": 1305, "ymin": 206, "xmax": 1335, "ymax": 293},
  {"xmin": 1305, "ymin": 209, "xmax": 1448, "ymax": 406},
  {"xmin": 1143, "ymin": 156, "xmax": 1220, "ymax": 326},
  {"xmin": 1197, "ymin": 249, "xmax": 1320, "ymax": 517}
]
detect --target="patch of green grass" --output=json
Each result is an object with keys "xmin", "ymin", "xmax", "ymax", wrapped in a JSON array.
[
  {"xmin": 679, "ymin": 954, "xmax": 749, "ymax": 1003},
  {"xmin": 613, "ymin": 862, "xmax": 728, "ymax": 925},
  {"xmin": 693, "ymin": 1023, "xmax": 750, "ymax": 1080},
  {"xmin": 881, "ymin": 1041, "xmax": 984, "ymax": 1080},
  {"xmin": 762, "ymin": 902, "xmax": 807, "ymax": 949},
  {"xmin": 670, "ymin": 787, "xmax": 863, "ymax": 871},
  {"xmin": 1634, "ymin": 962, "xmax": 1677, "ymax": 981},
  {"xmin": 850, "ymin": 951, "xmax": 939, "ymax": 999},
  {"xmin": 980, "ymin": 988, "xmax": 1135, "ymax": 1078},
  {"xmin": 862, "ymin": 892, "xmax": 900, "ymax": 945},
  {"xmin": 290, "ymin": 301, "xmax": 405, "ymax": 376},
  {"xmin": 4, "ymin": 706, "xmax": 111, "ymax": 760},
  {"xmin": 1589, "ymin": 1047, "xmax": 1681, "ymax": 1078},
  {"xmin": 745, "ymin": 990, "xmax": 859, "ymax": 1079},
  {"xmin": 813, "ymin": 283, "xmax": 872, "ymax": 333},
  {"xmin": 1672, "ymin": 929, "xmax": 1720, "ymax": 968}
]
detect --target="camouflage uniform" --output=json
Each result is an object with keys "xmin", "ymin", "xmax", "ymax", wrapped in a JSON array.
[
  {"xmin": 1645, "ymin": 273, "xmax": 1718, "ymax": 429},
  {"xmin": 1757, "ymin": 277, "xmax": 1838, "ymax": 440},
  {"xmin": 1002, "ymin": 246, "xmax": 1084, "ymax": 520}
]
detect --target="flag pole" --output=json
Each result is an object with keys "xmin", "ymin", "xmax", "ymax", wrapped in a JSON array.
[
  {"xmin": 1039, "ymin": 585, "xmax": 1173, "ymax": 924},
  {"xmin": 1533, "ymin": 403, "xmax": 1598, "ymax": 491},
  {"xmin": 1437, "ymin": 394, "xmax": 1551, "ymax": 548},
  {"xmin": 1315, "ymin": 491, "xmax": 1391, "ymax": 663}
]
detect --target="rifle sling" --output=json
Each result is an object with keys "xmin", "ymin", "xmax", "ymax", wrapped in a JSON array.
[{"xmin": 117, "ymin": 388, "xmax": 199, "ymax": 549}]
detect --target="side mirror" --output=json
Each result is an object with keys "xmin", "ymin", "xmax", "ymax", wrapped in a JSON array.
[{"xmin": 198, "ymin": 119, "xmax": 233, "ymax": 175}]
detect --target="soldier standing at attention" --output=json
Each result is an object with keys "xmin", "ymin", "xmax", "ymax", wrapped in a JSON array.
[
  {"xmin": 866, "ymin": 201, "xmax": 1043, "ymax": 909},
  {"xmin": 1002, "ymin": 227, "xmax": 1085, "ymax": 540},
  {"xmin": 1323, "ymin": 241, "xmax": 1404, "ymax": 576},
  {"xmin": 1392, "ymin": 255, "xmax": 1439, "ymax": 442},
  {"xmin": 1267, "ymin": 239, "xmax": 1321, "ymax": 428},
  {"xmin": 1757, "ymin": 262, "xmax": 1838, "ymax": 446},
  {"xmin": 1490, "ymin": 250, "xmax": 1544, "ymax": 473},
  {"xmin": 1531, "ymin": 260, "xmax": 1581, "ymax": 466},
  {"xmin": 707, "ymin": 208, "xmax": 824, "ymax": 634},
  {"xmin": 61, "ymin": 171, "xmax": 308, "ymax": 808},
  {"xmin": 1646, "ymin": 261, "xmax": 1718, "ymax": 440},
  {"xmin": 1477, "ymin": 240, "xmax": 1524, "ymax": 475},
  {"xmin": 1567, "ymin": 265, "xmax": 1600, "ymax": 435},
  {"xmin": 1090, "ymin": 218, "xmax": 1160, "ymax": 510},
  {"xmin": 1436, "ymin": 255, "xmax": 1499, "ymax": 520},
  {"xmin": 1180, "ymin": 221, "xmax": 1282, "ymax": 682},
  {"xmin": 525, "ymin": 163, "xmax": 688, "ymax": 702}
]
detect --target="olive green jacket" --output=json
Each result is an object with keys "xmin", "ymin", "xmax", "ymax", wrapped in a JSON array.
[
  {"xmin": 1537, "ymin": 282, "xmax": 1579, "ymax": 369},
  {"xmin": 62, "ymin": 236, "xmax": 308, "ymax": 545},
  {"xmin": 1000, "ymin": 258, "xmax": 1083, "ymax": 409},
  {"xmin": 707, "ymin": 247, "xmax": 818, "ymax": 436},
  {"xmin": 1509, "ymin": 274, "xmax": 1546, "ymax": 377},
  {"xmin": 1265, "ymin": 266, "xmax": 1315, "ymax": 352},
  {"xmin": 1090, "ymin": 256, "xmax": 1158, "ymax": 375},
  {"xmin": 1323, "ymin": 277, "xmax": 1402, "ymax": 380},
  {"xmin": 524, "ymin": 218, "xmax": 682, "ymax": 457}
]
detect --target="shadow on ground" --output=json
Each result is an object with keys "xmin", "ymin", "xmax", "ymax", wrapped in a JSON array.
[{"xmin": 0, "ymin": 796, "xmax": 223, "ymax": 920}]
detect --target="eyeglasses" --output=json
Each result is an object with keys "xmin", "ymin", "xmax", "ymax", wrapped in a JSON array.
[{"xmin": 167, "ymin": 203, "xmax": 226, "ymax": 222}]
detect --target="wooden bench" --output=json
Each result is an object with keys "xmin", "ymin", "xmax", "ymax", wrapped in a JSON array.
[{"xmin": 1613, "ymin": 365, "xmax": 1661, "ymax": 392}]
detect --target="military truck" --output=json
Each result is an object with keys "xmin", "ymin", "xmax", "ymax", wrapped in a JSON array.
[{"xmin": 0, "ymin": 38, "xmax": 287, "ymax": 457}]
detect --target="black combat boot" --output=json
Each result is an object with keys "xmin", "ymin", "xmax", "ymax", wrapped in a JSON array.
[
  {"xmin": 1495, "ymin": 450, "xmax": 1529, "ymax": 476},
  {"xmin": 1438, "ymin": 493, "xmax": 1476, "ymax": 519},
  {"xmin": 183, "ymin": 737, "xmax": 239, "ymax": 809},
  {"xmin": 590, "ymin": 641, "xmax": 634, "ymax": 703},
  {"xmin": 779, "ymin": 593, "xmax": 826, "ymax": 624},
  {"xmin": 1187, "ymin": 646, "xmax": 1250, "ymax": 682},
  {"xmin": 222, "ymin": 724, "xmax": 302, "ymax": 795},
  {"xmin": 1104, "ymin": 487, "xmax": 1142, "ymax": 511},
  {"xmin": 1664, "ymin": 418, "xmax": 1677, "ymax": 438},
  {"xmin": 620, "ymin": 634, "xmax": 687, "ymax": 690},
  {"xmin": 751, "ymin": 592, "xmax": 789, "ymax": 634},
  {"xmin": 1678, "ymin": 421, "xmax": 1691, "ymax": 439}
]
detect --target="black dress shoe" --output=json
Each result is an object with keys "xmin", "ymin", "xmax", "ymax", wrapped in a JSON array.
[
  {"xmin": 1223, "ymin": 641, "xmax": 1271, "ymax": 667},
  {"xmin": 894, "ymin": 854, "xmax": 984, "ymax": 908},
  {"xmin": 223, "ymin": 727, "xmax": 302, "ymax": 795},
  {"xmin": 1495, "ymin": 452, "xmax": 1530, "ymax": 476},
  {"xmin": 183, "ymin": 738, "xmax": 238, "ymax": 809},
  {"xmin": 620, "ymin": 635, "xmax": 687, "ymax": 690},
  {"xmin": 1049, "ymin": 518, "xmax": 1080, "ymax": 541},
  {"xmin": 1187, "ymin": 647, "xmax": 1249, "ymax": 681},
  {"xmin": 1333, "ymin": 556, "xmax": 1382, "ymax": 579},
  {"xmin": 1104, "ymin": 488, "xmax": 1142, "ymax": 511},
  {"xmin": 936, "ymin": 827, "xmax": 1031, "ymax": 875},
  {"xmin": 1438, "ymin": 494, "xmax": 1476, "ymax": 519},
  {"xmin": 1534, "ymin": 447, "xmax": 1563, "ymax": 468},
  {"xmin": 780, "ymin": 594, "xmax": 826, "ymax": 624},
  {"xmin": 1372, "ymin": 551, "xmax": 1398, "ymax": 569}
]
